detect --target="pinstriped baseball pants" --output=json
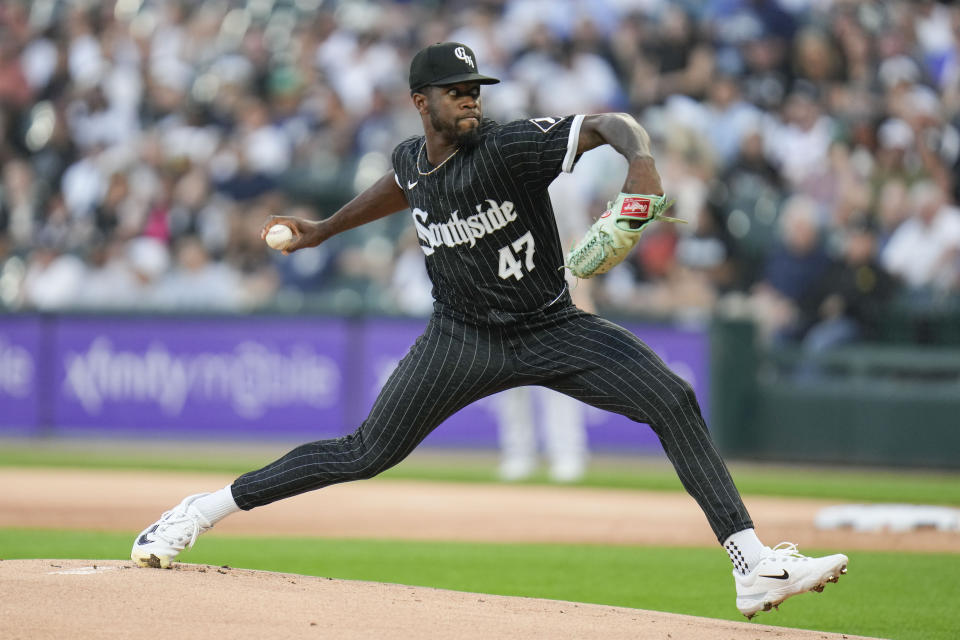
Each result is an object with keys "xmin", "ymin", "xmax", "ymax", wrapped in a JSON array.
[{"xmin": 231, "ymin": 303, "xmax": 754, "ymax": 542}]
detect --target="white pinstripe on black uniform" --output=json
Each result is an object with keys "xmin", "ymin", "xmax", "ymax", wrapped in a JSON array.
[{"xmin": 232, "ymin": 116, "xmax": 753, "ymax": 542}]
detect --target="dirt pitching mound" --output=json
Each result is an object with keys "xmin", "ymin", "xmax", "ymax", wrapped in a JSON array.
[{"xmin": 1, "ymin": 559, "xmax": 878, "ymax": 640}]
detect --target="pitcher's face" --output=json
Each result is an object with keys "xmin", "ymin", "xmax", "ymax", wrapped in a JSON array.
[{"xmin": 418, "ymin": 82, "xmax": 482, "ymax": 147}]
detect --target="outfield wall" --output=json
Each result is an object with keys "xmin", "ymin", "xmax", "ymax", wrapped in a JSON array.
[
  {"xmin": 710, "ymin": 319, "xmax": 960, "ymax": 469},
  {"xmin": 0, "ymin": 313, "xmax": 709, "ymax": 452}
]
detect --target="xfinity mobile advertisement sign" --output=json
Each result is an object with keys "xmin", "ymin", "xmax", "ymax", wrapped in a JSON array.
[
  {"xmin": 0, "ymin": 315, "xmax": 708, "ymax": 451},
  {"xmin": 0, "ymin": 316, "xmax": 42, "ymax": 433},
  {"xmin": 53, "ymin": 317, "xmax": 348, "ymax": 438}
]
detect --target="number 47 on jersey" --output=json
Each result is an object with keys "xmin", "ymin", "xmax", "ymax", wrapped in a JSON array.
[{"xmin": 498, "ymin": 231, "xmax": 536, "ymax": 280}]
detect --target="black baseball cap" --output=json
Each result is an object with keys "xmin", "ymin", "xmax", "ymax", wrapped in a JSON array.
[{"xmin": 409, "ymin": 42, "xmax": 500, "ymax": 93}]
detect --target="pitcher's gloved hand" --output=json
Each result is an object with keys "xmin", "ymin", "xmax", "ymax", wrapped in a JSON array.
[{"xmin": 564, "ymin": 193, "xmax": 683, "ymax": 279}]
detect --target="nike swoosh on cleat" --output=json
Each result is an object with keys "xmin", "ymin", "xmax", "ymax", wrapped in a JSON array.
[
  {"xmin": 137, "ymin": 525, "xmax": 159, "ymax": 546},
  {"xmin": 759, "ymin": 570, "xmax": 790, "ymax": 580},
  {"xmin": 407, "ymin": 180, "xmax": 418, "ymax": 189}
]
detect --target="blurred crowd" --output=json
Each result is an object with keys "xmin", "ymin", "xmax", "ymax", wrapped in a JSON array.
[{"xmin": 1, "ymin": 0, "xmax": 959, "ymax": 349}]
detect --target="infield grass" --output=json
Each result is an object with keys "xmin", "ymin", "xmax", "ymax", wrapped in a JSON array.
[
  {"xmin": 2, "ymin": 438, "xmax": 959, "ymax": 505},
  {"xmin": 2, "ymin": 528, "xmax": 954, "ymax": 640}
]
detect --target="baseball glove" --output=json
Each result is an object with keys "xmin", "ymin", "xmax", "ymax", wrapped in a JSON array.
[{"xmin": 564, "ymin": 193, "xmax": 683, "ymax": 279}]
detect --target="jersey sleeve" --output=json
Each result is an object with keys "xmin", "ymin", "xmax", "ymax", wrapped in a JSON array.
[
  {"xmin": 391, "ymin": 135, "xmax": 421, "ymax": 186},
  {"xmin": 494, "ymin": 115, "xmax": 585, "ymax": 191}
]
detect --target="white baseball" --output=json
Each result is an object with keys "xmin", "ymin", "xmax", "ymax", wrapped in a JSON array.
[{"xmin": 265, "ymin": 224, "xmax": 294, "ymax": 250}]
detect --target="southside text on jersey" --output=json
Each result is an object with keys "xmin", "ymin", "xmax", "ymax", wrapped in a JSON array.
[{"xmin": 412, "ymin": 199, "xmax": 518, "ymax": 255}]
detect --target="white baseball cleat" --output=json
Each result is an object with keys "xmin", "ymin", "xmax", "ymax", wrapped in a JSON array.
[
  {"xmin": 131, "ymin": 493, "xmax": 213, "ymax": 569},
  {"xmin": 734, "ymin": 542, "xmax": 848, "ymax": 619}
]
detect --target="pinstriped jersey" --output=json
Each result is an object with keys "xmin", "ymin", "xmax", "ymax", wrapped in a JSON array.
[{"xmin": 392, "ymin": 115, "xmax": 584, "ymax": 317}]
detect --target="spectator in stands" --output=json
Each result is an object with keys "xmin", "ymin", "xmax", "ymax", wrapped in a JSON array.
[
  {"xmin": 802, "ymin": 140, "xmax": 871, "ymax": 237},
  {"xmin": 675, "ymin": 200, "xmax": 741, "ymax": 302},
  {"xmin": 828, "ymin": 7, "xmax": 875, "ymax": 90},
  {"xmin": 20, "ymin": 243, "xmax": 86, "ymax": 311},
  {"xmin": 666, "ymin": 73, "xmax": 760, "ymax": 171},
  {"xmin": 749, "ymin": 195, "xmax": 831, "ymax": 344},
  {"xmin": 647, "ymin": 6, "xmax": 715, "ymax": 104},
  {"xmin": 800, "ymin": 222, "xmax": 898, "ymax": 359},
  {"xmin": 0, "ymin": 18, "xmax": 33, "ymax": 110},
  {"xmin": 873, "ymin": 178, "xmax": 911, "ymax": 252},
  {"xmin": 791, "ymin": 27, "xmax": 844, "ymax": 96},
  {"xmin": 765, "ymin": 85, "xmax": 837, "ymax": 189},
  {"xmin": 717, "ymin": 126, "xmax": 786, "ymax": 287},
  {"xmin": 892, "ymin": 84, "xmax": 960, "ymax": 203},
  {"xmin": 881, "ymin": 181, "xmax": 960, "ymax": 305},
  {"xmin": 0, "ymin": 158, "xmax": 41, "ymax": 248},
  {"xmin": 153, "ymin": 235, "xmax": 246, "ymax": 311},
  {"xmin": 739, "ymin": 32, "xmax": 790, "ymax": 112},
  {"xmin": 74, "ymin": 237, "xmax": 140, "ymax": 310},
  {"xmin": 123, "ymin": 236, "xmax": 170, "ymax": 308}
]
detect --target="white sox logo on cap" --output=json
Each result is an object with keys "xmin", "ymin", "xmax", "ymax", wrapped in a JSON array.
[
  {"xmin": 409, "ymin": 42, "xmax": 499, "ymax": 90},
  {"xmin": 454, "ymin": 46, "xmax": 475, "ymax": 68}
]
